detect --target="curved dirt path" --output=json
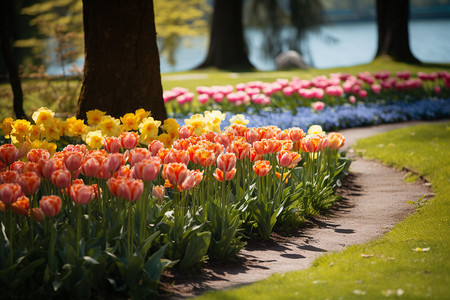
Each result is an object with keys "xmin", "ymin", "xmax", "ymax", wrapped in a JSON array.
[{"xmin": 160, "ymin": 120, "xmax": 443, "ymax": 299}]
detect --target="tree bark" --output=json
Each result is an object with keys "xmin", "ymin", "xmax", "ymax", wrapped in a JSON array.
[
  {"xmin": 0, "ymin": 0, "xmax": 27, "ymax": 120},
  {"xmin": 77, "ymin": 0, "xmax": 167, "ymax": 122},
  {"xmin": 197, "ymin": 0, "xmax": 254, "ymax": 70},
  {"xmin": 375, "ymin": 0, "xmax": 420, "ymax": 63}
]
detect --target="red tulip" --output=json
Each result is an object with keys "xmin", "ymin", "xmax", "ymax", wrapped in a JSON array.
[
  {"xmin": 0, "ymin": 144, "xmax": 18, "ymax": 166},
  {"xmin": 0, "ymin": 170, "xmax": 19, "ymax": 183}
]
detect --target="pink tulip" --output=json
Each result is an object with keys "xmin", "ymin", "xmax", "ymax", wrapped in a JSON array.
[
  {"xmin": 312, "ymin": 101, "xmax": 325, "ymax": 111},
  {"xmin": 104, "ymin": 153, "xmax": 124, "ymax": 173},
  {"xmin": 103, "ymin": 137, "xmax": 121, "ymax": 153},
  {"xmin": 51, "ymin": 169, "xmax": 71, "ymax": 189},
  {"xmin": 217, "ymin": 153, "xmax": 236, "ymax": 173},
  {"xmin": 81, "ymin": 157, "xmax": 100, "ymax": 177},
  {"xmin": 10, "ymin": 161, "xmax": 26, "ymax": 174},
  {"xmin": 152, "ymin": 185, "xmax": 165, "ymax": 202},
  {"xmin": 148, "ymin": 140, "xmax": 165, "ymax": 156},
  {"xmin": 70, "ymin": 184, "xmax": 95, "ymax": 205},
  {"xmin": 0, "ymin": 183, "xmax": 21, "ymax": 205},
  {"xmin": 0, "ymin": 170, "xmax": 18, "ymax": 184},
  {"xmin": 349, "ymin": 95, "xmax": 356, "ymax": 104},
  {"xmin": 17, "ymin": 172, "xmax": 41, "ymax": 195},
  {"xmin": 0, "ymin": 144, "xmax": 18, "ymax": 166},
  {"xmin": 64, "ymin": 151, "xmax": 83, "ymax": 172},
  {"xmin": 39, "ymin": 195, "xmax": 62, "ymax": 217},
  {"xmin": 434, "ymin": 86, "xmax": 441, "ymax": 94},
  {"xmin": 371, "ymin": 84, "xmax": 381, "ymax": 94},
  {"xmin": 120, "ymin": 132, "xmax": 139, "ymax": 150},
  {"xmin": 133, "ymin": 157, "xmax": 161, "ymax": 181},
  {"xmin": 197, "ymin": 94, "xmax": 209, "ymax": 104}
]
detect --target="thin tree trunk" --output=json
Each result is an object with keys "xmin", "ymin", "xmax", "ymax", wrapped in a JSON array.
[
  {"xmin": 0, "ymin": 0, "xmax": 27, "ymax": 120},
  {"xmin": 375, "ymin": 0, "xmax": 419, "ymax": 63},
  {"xmin": 197, "ymin": 0, "xmax": 254, "ymax": 70},
  {"xmin": 77, "ymin": 0, "xmax": 167, "ymax": 122}
]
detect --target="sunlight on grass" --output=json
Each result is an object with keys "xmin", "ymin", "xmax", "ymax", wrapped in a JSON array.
[{"xmin": 199, "ymin": 122, "xmax": 450, "ymax": 300}]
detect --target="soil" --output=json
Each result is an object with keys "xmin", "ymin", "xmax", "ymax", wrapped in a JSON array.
[{"xmin": 157, "ymin": 120, "xmax": 444, "ymax": 299}]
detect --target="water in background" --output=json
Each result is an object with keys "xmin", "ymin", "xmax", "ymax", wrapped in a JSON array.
[
  {"xmin": 159, "ymin": 19, "xmax": 450, "ymax": 72},
  {"xmin": 48, "ymin": 19, "xmax": 450, "ymax": 75}
]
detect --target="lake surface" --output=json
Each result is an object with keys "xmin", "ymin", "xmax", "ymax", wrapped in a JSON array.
[
  {"xmin": 159, "ymin": 19, "xmax": 450, "ymax": 73},
  {"xmin": 48, "ymin": 19, "xmax": 450, "ymax": 75}
]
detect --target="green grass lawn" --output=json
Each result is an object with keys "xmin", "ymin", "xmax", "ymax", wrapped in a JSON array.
[
  {"xmin": 1, "ymin": 58, "xmax": 449, "ymax": 119},
  {"xmin": 197, "ymin": 122, "xmax": 450, "ymax": 299}
]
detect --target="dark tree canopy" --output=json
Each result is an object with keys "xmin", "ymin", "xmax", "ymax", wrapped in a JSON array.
[
  {"xmin": 77, "ymin": 0, "xmax": 167, "ymax": 122},
  {"xmin": 375, "ymin": 0, "xmax": 419, "ymax": 63}
]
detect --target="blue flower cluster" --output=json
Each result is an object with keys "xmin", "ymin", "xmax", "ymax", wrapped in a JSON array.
[{"xmin": 172, "ymin": 98, "xmax": 450, "ymax": 132}]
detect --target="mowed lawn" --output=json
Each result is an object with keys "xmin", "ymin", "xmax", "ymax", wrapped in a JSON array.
[{"xmin": 198, "ymin": 122, "xmax": 450, "ymax": 300}]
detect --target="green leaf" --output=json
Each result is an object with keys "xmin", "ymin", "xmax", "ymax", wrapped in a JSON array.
[
  {"xmin": 83, "ymin": 256, "xmax": 100, "ymax": 265},
  {"xmin": 143, "ymin": 243, "xmax": 169, "ymax": 282},
  {"xmin": 140, "ymin": 231, "xmax": 160, "ymax": 258},
  {"xmin": 179, "ymin": 231, "xmax": 211, "ymax": 271}
]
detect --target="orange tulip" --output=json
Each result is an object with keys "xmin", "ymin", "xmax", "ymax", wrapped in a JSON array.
[
  {"xmin": 27, "ymin": 148, "xmax": 50, "ymax": 164},
  {"xmin": 172, "ymin": 139, "xmax": 192, "ymax": 151},
  {"xmin": 103, "ymin": 137, "xmax": 121, "ymax": 153},
  {"xmin": 39, "ymin": 195, "xmax": 62, "ymax": 217},
  {"xmin": 133, "ymin": 157, "xmax": 161, "ymax": 181},
  {"xmin": 300, "ymin": 135, "xmax": 328, "ymax": 153},
  {"xmin": 12, "ymin": 195, "xmax": 29, "ymax": 215},
  {"xmin": 162, "ymin": 163, "xmax": 189, "ymax": 187},
  {"xmin": 126, "ymin": 147, "xmax": 151, "ymax": 167},
  {"xmin": 253, "ymin": 160, "xmax": 271, "ymax": 177},
  {"xmin": 148, "ymin": 140, "xmax": 165, "ymax": 156},
  {"xmin": 119, "ymin": 131, "xmax": 139, "ymax": 149},
  {"xmin": 192, "ymin": 148, "xmax": 215, "ymax": 167},
  {"xmin": 327, "ymin": 132, "xmax": 346, "ymax": 150},
  {"xmin": 227, "ymin": 140, "xmax": 251, "ymax": 160},
  {"xmin": 277, "ymin": 150, "xmax": 302, "ymax": 168},
  {"xmin": 28, "ymin": 207, "xmax": 44, "ymax": 223},
  {"xmin": 17, "ymin": 172, "xmax": 41, "ymax": 195},
  {"xmin": 152, "ymin": 185, "xmax": 165, "ymax": 202},
  {"xmin": 70, "ymin": 184, "xmax": 95, "ymax": 205},
  {"xmin": 245, "ymin": 128, "xmax": 259, "ymax": 145},
  {"xmin": 64, "ymin": 151, "xmax": 83, "ymax": 172},
  {"xmin": 288, "ymin": 127, "xmax": 305, "ymax": 142},
  {"xmin": 213, "ymin": 168, "xmax": 236, "ymax": 182},
  {"xmin": 51, "ymin": 169, "xmax": 71, "ymax": 189},
  {"xmin": 164, "ymin": 149, "xmax": 190, "ymax": 165},
  {"xmin": 216, "ymin": 153, "xmax": 236, "ymax": 173}
]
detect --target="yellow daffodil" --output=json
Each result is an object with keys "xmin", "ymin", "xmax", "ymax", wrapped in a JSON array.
[
  {"xmin": 84, "ymin": 130, "xmax": 104, "ymax": 150},
  {"xmin": 10, "ymin": 119, "xmax": 31, "ymax": 145},
  {"xmin": 1, "ymin": 117, "xmax": 13, "ymax": 137},
  {"xmin": 99, "ymin": 115, "xmax": 122, "ymax": 137},
  {"xmin": 86, "ymin": 109, "xmax": 106, "ymax": 126},
  {"xmin": 28, "ymin": 124, "xmax": 42, "ymax": 141},
  {"xmin": 162, "ymin": 118, "xmax": 179, "ymax": 140},
  {"xmin": 42, "ymin": 120, "xmax": 61, "ymax": 142},
  {"xmin": 32, "ymin": 107, "xmax": 55, "ymax": 127},
  {"xmin": 139, "ymin": 117, "xmax": 161, "ymax": 144},
  {"xmin": 66, "ymin": 117, "xmax": 87, "ymax": 137},
  {"xmin": 31, "ymin": 139, "xmax": 57, "ymax": 157},
  {"xmin": 120, "ymin": 112, "xmax": 140, "ymax": 131},
  {"xmin": 204, "ymin": 110, "xmax": 226, "ymax": 133},
  {"xmin": 135, "ymin": 108, "xmax": 151, "ymax": 123},
  {"xmin": 229, "ymin": 114, "xmax": 249, "ymax": 126},
  {"xmin": 184, "ymin": 114, "xmax": 207, "ymax": 136},
  {"xmin": 158, "ymin": 133, "xmax": 173, "ymax": 148}
]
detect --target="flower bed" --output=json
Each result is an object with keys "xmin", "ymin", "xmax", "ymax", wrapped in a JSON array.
[{"xmin": 1, "ymin": 109, "xmax": 349, "ymax": 298}]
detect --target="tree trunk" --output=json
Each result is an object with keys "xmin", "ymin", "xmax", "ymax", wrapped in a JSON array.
[
  {"xmin": 0, "ymin": 0, "xmax": 27, "ymax": 120},
  {"xmin": 77, "ymin": 0, "xmax": 167, "ymax": 122},
  {"xmin": 197, "ymin": 0, "xmax": 254, "ymax": 70},
  {"xmin": 375, "ymin": 0, "xmax": 420, "ymax": 63}
]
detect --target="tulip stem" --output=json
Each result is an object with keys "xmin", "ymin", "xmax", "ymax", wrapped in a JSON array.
[
  {"xmin": 8, "ymin": 207, "xmax": 14, "ymax": 266},
  {"xmin": 76, "ymin": 204, "xmax": 82, "ymax": 256}
]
